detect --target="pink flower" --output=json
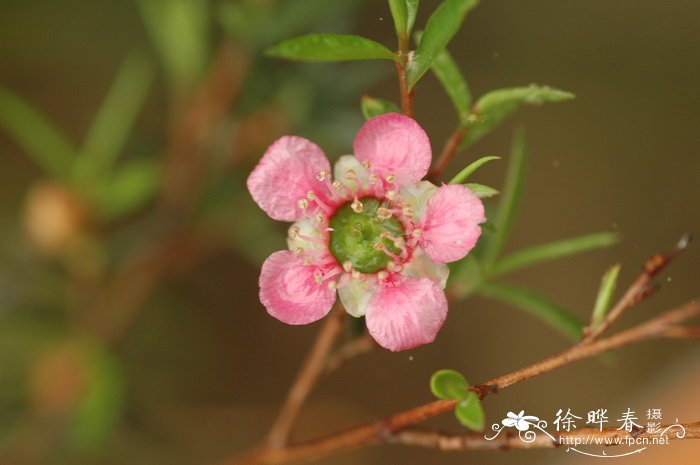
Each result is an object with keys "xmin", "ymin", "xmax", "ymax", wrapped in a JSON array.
[{"xmin": 247, "ymin": 113, "xmax": 485, "ymax": 351}]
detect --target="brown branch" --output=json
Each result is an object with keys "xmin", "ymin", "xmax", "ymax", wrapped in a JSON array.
[
  {"xmin": 396, "ymin": 60, "xmax": 414, "ymax": 118},
  {"xmin": 389, "ymin": 422, "xmax": 700, "ymax": 451},
  {"xmin": 217, "ymin": 299, "xmax": 700, "ymax": 465},
  {"xmin": 267, "ymin": 306, "xmax": 345, "ymax": 448},
  {"xmin": 582, "ymin": 234, "xmax": 691, "ymax": 343},
  {"xmin": 428, "ymin": 124, "xmax": 468, "ymax": 183}
]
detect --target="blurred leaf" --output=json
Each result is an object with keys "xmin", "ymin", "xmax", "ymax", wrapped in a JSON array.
[
  {"xmin": 388, "ymin": 0, "xmax": 409, "ymax": 37},
  {"xmin": 361, "ymin": 96, "xmax": 400, "ymax": 119},
  {"xmin": 480, "ymin": 281, "xmax": 583, "ymax": 340},
  {"xmin": 430, "ymin": 369, "xmax": 469, "ymax": 400},
  {"xmin": 490, "ymin": 232, "xmax": 620, "ymax": 278},
  {"xmin": 0, "ymin": 87, "xmax": 76, "ymax": 181},
  {"xmin": 455, "ymin": 393, "xmax": 485, "ymax": 431},
  {"xmin": 77, "ymin": 51, "xmax": 154, "ymax": 179},
  {"xmin": 69, "ymin": 344, "xmax": 124, "ymax": 452},
  {"xmin": 447, "ymin": 254, "xmax": 483, "ymax": 298},
  {"xmin": 481, "ymin": 129, "xmax": 526, "ymax": 269},
  {"xmin": 406, "ymin": 0, "xmax": 420, "ymax": 36},
  {"xmin": 448, "ymin": 155, "xmax": 500, "ymax": 184},
  {"xmin": 465, "ymin": 183, "xmax": 499, "ymax": 198},
  {"xmin": 432, "ymin": 48, "xmax": 472, "ymax": 123},
  {"xmin": 591, "ymin": 264, "xmax": 621, "ymax": 328},
  {"xmin": 406, "ymin": 0, "xmax": 479, "ymax": 89},
  {"xmin": 461, "ymin": 85, "xmax": 574, "ymax": 150},
  {"xmin": 267, "ymin": 34, "xmax": 398, "ymax": 62},
  {"xmin": 219, "ymin": 0, "xmax": 361, "ymax": 48},
  {"xmin": 96, "ymin": 159, "xmax": 161, "ymax": 220},
  {"xmin": 138, "ymin": 0, "xmax": 209, "ymax": 91}
]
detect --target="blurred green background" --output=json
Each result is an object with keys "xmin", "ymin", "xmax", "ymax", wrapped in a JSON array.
[{"xmin": 0, "ymin": 1, "xmax": 698, "ymax": 464}]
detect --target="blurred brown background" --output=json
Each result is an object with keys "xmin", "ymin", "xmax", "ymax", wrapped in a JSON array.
[{"xmin": 0, "ymin": 1, "xmax": 699, "ymax": 464}]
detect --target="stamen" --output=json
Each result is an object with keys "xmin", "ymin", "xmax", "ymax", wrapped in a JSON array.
[
  {"xmin": 315, "ymin": 171, "xmax": 331, "ymax": 181},
  {"xmin": 351, "ymin": 199, "xmax": 363, "ymax": 213},
  {"xmin": 343, "ymin": 261, "xmax": 353, "ymax": 273},
  {"xmin": 327, "ymin": 281, "xmax": 337, "ymax": 290},
  {"xmin": 307, "ymin": 191, "xmax": 316, "ymax": 200},
  {"xmin": 385, "ymin": 174, "xmax": 395, "ymax": 184},
  {"xmin": 402, "ymin": 205, "xmax": 414, "ymax": 220},
  {"xmin": 376, "ymin": 207, "xmax": 392, "ymax": 220},
  {"xmin": 387, "ymin": 261, "xmax": 402, "ymax": 273},
  {"xmin": 351, "ymin": 270, "xmax": 362, "ymax": 280},
  {"xmin": 377, "ymin": 270, "xmax": 389, "ymax": 280},
  {"xmin": 298, "ymin": 199, "xmax": 309, "ymax": 210},
  {"xmin": 385, "ymin": 190, "xmax": 398, "ymax": 200},
  {"xmin": 412, "ymin": 228, "xmax": 422, "ymax": 237},
  {"xmin": 288, "ymin": 225, "xmax": 300, "ymax": 238},
  {"xmin": 315, "ymin": 212, "xmax": 325, "ymax": 224},
  {"xmin": 361, "ymin": 160, "xmax": 371, "ymax": 169}
]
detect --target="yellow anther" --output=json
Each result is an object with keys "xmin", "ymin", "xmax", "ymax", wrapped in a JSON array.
[
  {"xmin": 351, "ymin": 199, "xmax": 363, "ymax": 213},
  {"xmin": 377, "ymin": 207, "xmax": 392, "ymax": 220}
]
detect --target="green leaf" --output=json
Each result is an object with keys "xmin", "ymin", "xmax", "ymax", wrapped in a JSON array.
[
  {"xmin": 361, "ymin": 96, "xmax": 401, "ymax": 119},
  {"xmin": 448, "ymin": 155, "xmax": 500, "ymax": 184},
  {"xmin": 455, "ymin": 392, "xmax": 485, "ymax": 431},
  {"xmin": 266, "ymin": 34, "xmax": 398, "ymax": 62},
  {"xmin": 77, "ymin": 51, "xmax": 154, "ymax": 179},
  {"xmin": 406, "ymin": 0, "xmax": 479, "ymax": 89},
  {"xmin": 95, "ymin": 159, "xmax": 161, "ymax": 220},
  {"xmin": 69, "ymin": 344, "xmax": 124, "ymax": 452},
  {"xmin": 432, "ymin": 49, "xmax": 472, "ymax": 122},
  {"xmin": 0, "ymin": 87, "xmax": 76, "ymax": 181},
  {"xmin": 480, "ymin": 281, "xmax": 583, "ymax": 340},
  {"xmin": 465, "ymin": 183, "xmax": 499, "ymax": 198},
  {"xmin": 430, "ymin": 369, "xmax": 469, "ymax": 400},
  {"xmin": 388, "ymin": 0, "xmax": 409, "ymax": 37},
  {"xmin": 461, "ymin": 85, "xmax": 574, "ymax": 150},
  {"xmin": 481, "ymin": 129, "xmax": 526, "ymax": 269},
  {"xmin": 490, "ymin": 232, "xmax": 620, "ymax": 278},
  {"xmin": 137, "ymin": 0, "xmax": 209, "ymax": 91},
  {"xmin": 591, "ymin": 264, "xmax": 621, "ymax": 327},
  {"xmin": 406, "ymin": 0, "xmax": 420, "ymax": 36}
]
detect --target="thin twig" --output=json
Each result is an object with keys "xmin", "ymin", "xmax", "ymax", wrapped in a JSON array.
[
  {"xmin": 428, "ymin": 124, "xmax": 468, "ymax": 183},
  {"xmin": 324, "ymin": 333, "xmax": 376, "ymax": 375},
  {"xmin": 582, "ymin": 234, "xmax": 691, "ymax": 343},
  {"xmin": 389, "ymin": 422, "xmax": 700, "ymax": 451},
  {"xmin": 267, "ymin": 306, "xmax": 345, "ymax": 448},
  {"xmin": 218, "ymin": 299, "xmax": 700, "ymax": 465},
  {"xmin": 395, "ymin": 61, "xmax": 414, "ymax": 118}
]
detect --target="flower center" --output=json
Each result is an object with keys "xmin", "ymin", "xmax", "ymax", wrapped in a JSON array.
[{"xmin": 328, "ymin": 197, "xmax": 405, "ymax": 274}]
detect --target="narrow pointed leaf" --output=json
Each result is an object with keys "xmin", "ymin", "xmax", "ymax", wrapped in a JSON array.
[
  {"xmin": 0, "ymin": 87, "xmax": 76, "ymax": 181},
  {"xmin": 406, "ymin": 0, "xmax": 420, "ymax": 36},
  {"xmin": 455, "ymin": 393, "xmax": 485, "ymax": 431},
  {"xmin": 79, "ymin": 51, "xmax": 154, "ymax": 177},
  {"xmin": 591, "ymin": 264, "xmax": 621, "ymax": 327},
  {"xmin": 461, "ymin": 85, "xmax": 574, "ymax": 150},
  {"xmin": 490, "ymin": 232, "xmax": 620, "ymax": 278},
  {"xmin": 388, "ymin": 0, "xmax": 408, "ymax": 36},
  {"xmin": 361, "ymin": 96, "xmax": 401, "ymax": 119},
  {"xmin": 96, "ymin": 159, "xmax": 161, "ymax": 220},
  {"xmin": 267, "ymin": 34, "xmax": 398, "ymax": 62},
  {"xmin": 448, "ymin": 155, "xmax": 500, "ymax": 184},
  {"xmin": 432, "ymin": 49, "xmax": 472, "ymax": 122},
  {"xmin": 137, "ymin": 0, "xmax": 209, "ymax": 90},
  {"xmin": 465, "ymin": 183, "xmax": 499, "ymax": 198},
  {"xmin": 480, "ymin": 281, "xmax": 583, "ymax": 340},
  {"xmin": 430, "ymin": 369, "xmax": 469, "ymax": 400},
  {"xmin": 406, "ymin": 0, "xmax": 479, "ymax": 89},
  {"xmin": 481, "ymin": 129, "xmax": 526, "ymax": 268}
]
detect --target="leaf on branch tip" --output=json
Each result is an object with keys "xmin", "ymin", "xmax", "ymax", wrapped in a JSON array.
[
  {"xmin": 430, "ymin": 369, "xmax": 469, "ymax": 400},
  {"xmin": 266, "ymin": 34, "xmax": 398, "ymax": 62}
]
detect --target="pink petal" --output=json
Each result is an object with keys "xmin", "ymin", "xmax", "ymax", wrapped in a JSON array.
[
  {"xmin": 247, "ymin": 136, "xmax": 331, "ymax": 221},
  {"xmin": 419, "ymin": 184, "xmax": 485, "ymax": 263},
  {"xmin": 353, "ymin": 113, "xmax": 431, "ymax": 185},
  {"xmin": 259, "ymin": 251, "xmax": 336, "ymax": 325},
  {"xmin": 365, "ymin": 276, "xmax": 447, "ymax": 351}
]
